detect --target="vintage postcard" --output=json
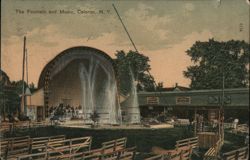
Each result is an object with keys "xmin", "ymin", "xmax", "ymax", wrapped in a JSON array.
[{"xmin": 1, "ymin": 0, "xmax": 249, "ymax": 159}]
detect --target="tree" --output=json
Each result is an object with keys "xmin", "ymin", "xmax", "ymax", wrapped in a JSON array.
[
  {"xmin": 114, "ymin": 50, "xmax": 155, "ymax": 95},
  {"xmin": 29, "ymin": 82, "xmax": 38, "ymax": 93},
  {"xmin": 0, "ymin": 70, "xmax": 20, "ymax": 117},
  {"xmin": 1, "ymin": 77, "xmax": 38, "ymax": 117},
  {"xmin": 184, "ymin": 39, "xmax": 249, "ymax": 89},
  {"xmin": 2, "ymin": 86, "xmax": 20, "ymax": 115}
]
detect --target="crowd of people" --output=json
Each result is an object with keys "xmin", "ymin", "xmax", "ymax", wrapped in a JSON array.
[{"xmin": 49, "ymin": 104, "xmax": 82, "ymax": 120}]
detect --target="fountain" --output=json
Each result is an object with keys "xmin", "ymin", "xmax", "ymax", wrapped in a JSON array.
[
  {"xmin": 78, "ymin": 56, "xmax": 121, "ymax": 124},
  {"xmin": 126, "ymin": 67, "xmax": 141, "ymax": 124},
  {"xmin": 38, "ymin": 46, "xmax": 123, "ymax": 125}
]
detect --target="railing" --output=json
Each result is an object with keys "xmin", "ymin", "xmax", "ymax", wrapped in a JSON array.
[
  {"xmin": 145, "ymin": 146, "xmax": 193, "ymax": 160},
  {"xmin": 0, "ymin": 135, "xmax": 92, "ymax": 159},
  {"xmin": 46, "ymin": 136, "xmax": 92, "ymax": 156},
  {"xmin": 0, "ymin": 121, "xmax": 51, "ymax": 133},
  {"xmin": 175, "ymin": 137, "xmax": 199, "ymax": 150},
  {"xmin": 1, "ymin": 136, "xmax": 31, "ymax": 159},
  {"xmin": 101, "ymin": 137, "xmax": 127, "ymax": 154},
  {"xmin": 145, "ymin": 137, "xmax": 197, "ymax": 160},
  {"xmin": 203, "ymin": 138, "xmax": 223, "ymax": 160},
  {"xmin": 17, "ymin": 146, "xmax": 137, "ymax": 160},
  {"xmin": 30, "ymin": 135, "xmax": 65, "ymax": 153},
  {"xmin": 222, "ymin": 146, "xmax": 249, "ymax": 160},
  {"xmin": 17, "ymin": 152, "xmax": 47, "ymax": 160},
  {"xmin": 145, "ymin": 154, "xmax": 163, "ymax": 160},
  {"xmin": 13, "ymin": 137, "xmax": 136, "ymax": 160},
  {"xmin": 0, "ymin": 122, "xmax": 13, "ymax": 132}
]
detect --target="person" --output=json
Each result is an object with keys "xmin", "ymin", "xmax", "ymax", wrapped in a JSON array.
[
  {"xmin": 76, "ymin": 108, "xmax": 79, "ymax": 115},
  {"xmin": 233, "ymin": 118, "xmax": 239, "ymax": 129},
  {"xmin": 170, "ymin": 118, "xmax": 175, "ymax": 125},
  {"xmin": 200, "ymin": 114, "xmax": 204, "ymax": 131},
  {"xmin": 71, "ymin": 107, "xmax": 75, "ymax": 117},
  {"xmin": 195, "ymin": 114, "xmax": 204, "ymax": 132},
  {"xmin": 212, "ymin": 119, "xmax": 218, "ymax": 128}
]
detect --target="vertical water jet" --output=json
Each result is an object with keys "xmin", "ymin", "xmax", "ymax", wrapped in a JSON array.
[
  {"xmin": 127, "ymin": 67, "xmax": 141, "ymax": 124},
  {"xmin": 78, "ymin": 54, "xmax": 121, "ymax": 124}
]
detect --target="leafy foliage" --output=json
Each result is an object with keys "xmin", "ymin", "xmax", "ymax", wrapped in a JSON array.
[
  {"xmin": 184, "ymin": 39, "xmax": 249, "ymax": 89},
  {"xmin": 1, "ymin": 76, "xmax": 38, "ymax": 117},
  {"xmin": 1, "ymin": 86, "xmax": 20, "ymax": 116},
  {"xmin": 114, "ymin": 50, "xmax": 156, "ymax": 95}
]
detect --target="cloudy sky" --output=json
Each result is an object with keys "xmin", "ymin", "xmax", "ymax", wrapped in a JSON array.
[{"xmin": 1, "ymin": 0, "xmax": 249, "ymax": 87}]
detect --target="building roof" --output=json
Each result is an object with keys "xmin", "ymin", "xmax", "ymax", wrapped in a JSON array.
[
  {"xmin": 136, "ymin": 87, "xmax": 249, "ymax": 109},
  {"xmin": 38, "ymin": 46, "xmax": 115, "ymax": 89}
]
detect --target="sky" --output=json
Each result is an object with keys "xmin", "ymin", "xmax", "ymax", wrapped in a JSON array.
[{"xmin": 1, "ymin": 0, "xmax": 249, "ymax": 88}]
